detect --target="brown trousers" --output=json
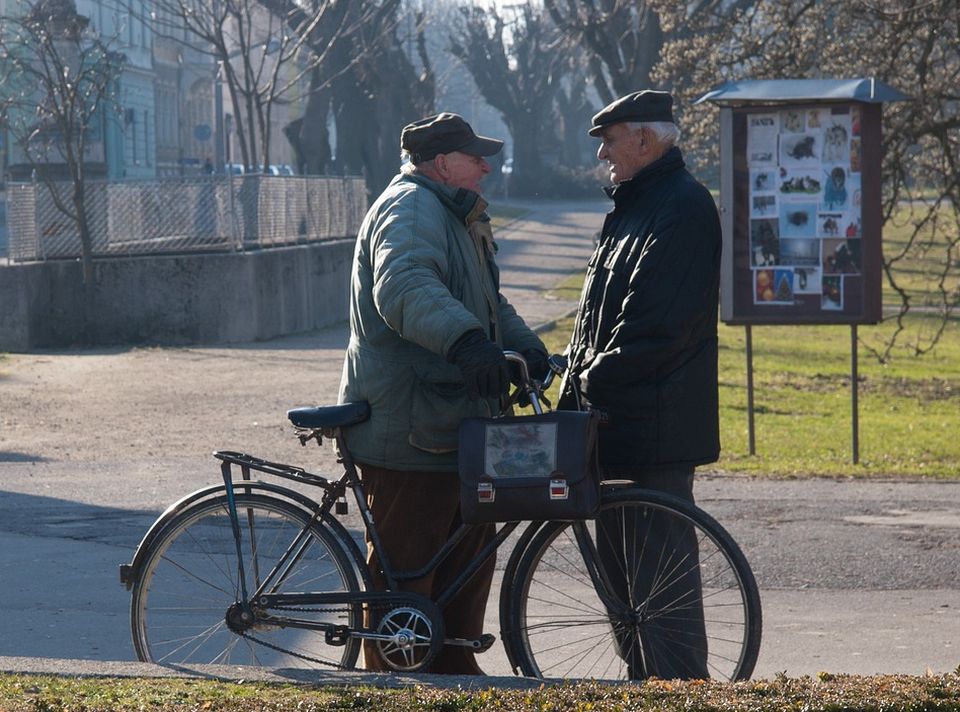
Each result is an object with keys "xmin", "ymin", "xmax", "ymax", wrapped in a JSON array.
[{"xmin": 358, "ymin": 464, "xmax": 496, "ymax": 674}]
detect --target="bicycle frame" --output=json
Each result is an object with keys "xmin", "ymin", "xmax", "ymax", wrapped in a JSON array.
[{"xmin": 214, "ymin": 426, "xmax": 522, "ymax": 634}]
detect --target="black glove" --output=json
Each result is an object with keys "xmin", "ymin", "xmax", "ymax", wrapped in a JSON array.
[
  {"xmin": 448, "ymin": 330, "xmax": 510, "ymax": 400},
  {"xmin": 507, "ymin": 349, "xmax": 550, "ymax": 408},
  {"xmin": 522, "ymin": 349, "xmax": 551, "ymax": 383}
]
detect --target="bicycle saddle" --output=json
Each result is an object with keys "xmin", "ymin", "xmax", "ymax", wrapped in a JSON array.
[{"xmin": 287, "ymin": 402, "xmax": 370, "ymax": 429}]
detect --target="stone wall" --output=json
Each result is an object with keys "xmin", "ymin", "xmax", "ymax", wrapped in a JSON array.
[{"xmin": 0, "ymin": 239, "xmax": 355, "ymax": 351}]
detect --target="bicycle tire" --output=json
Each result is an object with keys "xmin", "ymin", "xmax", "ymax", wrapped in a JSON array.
[
  {"xmin": 130, "ymin": 493, "xmax": 362, "ymax": 669},
  {"xmin": 505, "ymin": 487, "xmax": 761, "ymax": 682}
]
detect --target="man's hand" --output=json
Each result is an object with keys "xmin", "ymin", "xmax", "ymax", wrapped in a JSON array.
[
  {"xmin": 522, "ymin": 349, "xmax": 551, "ymax": 382},
  {"xmin": 448, "ymin": 330, "xmax": 510, "ymax": 400}
]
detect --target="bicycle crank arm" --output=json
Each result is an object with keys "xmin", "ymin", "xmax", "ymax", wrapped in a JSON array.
[{"xmin": 444, "ymin": 633, "xmax": 496, "ymax": 652}]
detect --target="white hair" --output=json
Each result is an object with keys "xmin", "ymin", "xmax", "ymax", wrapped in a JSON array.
[
  {"xmin": 400, "ymin": 149, "xmax": 436, "ymax": 175},
  {"xmin": 626, "ymin": 121, "xmax": 681, "ymax": 146}
]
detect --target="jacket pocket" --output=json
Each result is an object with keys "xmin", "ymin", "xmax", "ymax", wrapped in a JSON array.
[{"xmin": 408, "ymin": 361, "xmax": 490, "ymax": 454}]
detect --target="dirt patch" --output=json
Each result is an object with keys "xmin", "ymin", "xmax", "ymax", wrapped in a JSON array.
[{"xmin": 0, "ymin": 328, "xmax": 350, "ymax": 467}]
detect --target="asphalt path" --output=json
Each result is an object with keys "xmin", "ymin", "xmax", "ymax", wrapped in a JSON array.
[{"xmin": 1, "ymin": 199, "xmax": 958, "ymax": 684}]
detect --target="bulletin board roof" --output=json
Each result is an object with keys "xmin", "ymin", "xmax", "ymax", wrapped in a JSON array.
[{"xmin": 696, "ymin": 78, "xmax": 911, "ymax": 106}]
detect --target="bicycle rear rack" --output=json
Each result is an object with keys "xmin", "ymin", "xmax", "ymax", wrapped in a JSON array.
[{"xmin": 214, "ymin": 450, "xmax": 330, "ymax": 488}]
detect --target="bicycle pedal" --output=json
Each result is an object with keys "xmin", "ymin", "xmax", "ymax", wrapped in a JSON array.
[
  {"xmin": 324, "ymin": 625, "xmax": 351, "ymax": 646},
  {"xmin": 444, "ymin": 633, "xmax": 496, "ymax": 653}
]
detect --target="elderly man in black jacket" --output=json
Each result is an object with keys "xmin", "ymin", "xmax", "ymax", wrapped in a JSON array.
[{"xmin": 559, "ymin": 90, "xmax": 721, "ymax": 679}]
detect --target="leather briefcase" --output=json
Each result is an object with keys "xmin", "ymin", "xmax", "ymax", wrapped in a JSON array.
[{"xmin": 458, "ymin": 410, "xmax": 600, "ymax": 524}]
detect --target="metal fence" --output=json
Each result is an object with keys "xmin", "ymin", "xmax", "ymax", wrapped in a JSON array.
[{"xmin": 5, "ymin": 175, "xmax": 368, "ymax": 262}]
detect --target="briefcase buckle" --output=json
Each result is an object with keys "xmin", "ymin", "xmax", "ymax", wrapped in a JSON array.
[
  {"xmin": 549, "ymin": 479, "xmax": 569, "ymax": 500},
  {"xmin": 478, "ymin": 481, "xmax": 496, "ymax": 503}
]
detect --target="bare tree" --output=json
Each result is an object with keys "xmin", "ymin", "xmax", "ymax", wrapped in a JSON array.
[
  {"xmin": 450, "ymin": 3, "xmax": 567, "ymax": 192},
  {"xmin": 273, "ymin": 0, "xmax": 435, "ymax": 195},
  {"xmin": 649, "ymin": 0, "xmax": 960, "ymax": 360},
  {"xmin": 148, "ymin": 0, "xmax": 349, "ymax": 172},
  {"xmin": 543, "ymin": 0, "xmax": 664, "ymax": 105},
  {"xmin": 0, "ymin": 0, "xmax": 122, "ymax": 285}
]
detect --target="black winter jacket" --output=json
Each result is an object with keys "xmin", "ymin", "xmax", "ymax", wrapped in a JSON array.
[{"xmin": 559, "ymin": 147, "xmax": 721, "ymax": 471}]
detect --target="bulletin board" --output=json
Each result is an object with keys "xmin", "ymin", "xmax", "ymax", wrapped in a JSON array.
[{"xmin": 718, "ymin": 102, "xmax": 883, "ymax": 325}]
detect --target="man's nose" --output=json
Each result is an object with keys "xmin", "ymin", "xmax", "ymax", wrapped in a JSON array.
[
  {"xmin": 480, "ymin": 159, "xmax": 491, "ymax": 174},
  {"xmin": 597, "ymin": 143, "xmax": 608, "ymax": 160}
]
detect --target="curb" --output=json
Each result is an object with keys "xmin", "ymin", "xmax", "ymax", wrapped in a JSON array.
[{"xmin": 0, "ymin": 656, "xmax": 545, "ymax": 689}]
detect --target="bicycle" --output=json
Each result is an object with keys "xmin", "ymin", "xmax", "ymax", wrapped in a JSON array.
[{"xmin": 119, "ymin": 352, "xmax": 761, "ymax": 681}]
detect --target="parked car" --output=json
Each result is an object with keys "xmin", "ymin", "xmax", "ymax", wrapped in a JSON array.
[{"xmin": 264, "ymin": 164, "xmax": 295, "ymax": 176}]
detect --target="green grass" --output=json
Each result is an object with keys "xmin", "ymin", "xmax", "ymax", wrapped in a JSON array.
[
  {"xmin": 881, "ymin": 204, "xmax": 960, "ymax": 306},
  {"xmin": 2, "ymin": 672, "xmax": 959, "ymax": 711},
  {"xmin": 535, "ymin": 312, "xmax": 960, "ymax": 479}
]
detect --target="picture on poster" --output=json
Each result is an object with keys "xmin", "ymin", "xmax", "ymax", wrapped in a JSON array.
[
  {"xmin": 822, "ymin": 275, "xmax": 843, "ymax": 310},
  {"xmin": 821, "ymin": 116, "xmax": 851, "ymax": 163},
  {"xmin": 780, "ymin": 133, "xmax": 821, "ymax": 167},
  {"xmin": 818, "ymin": 212, "xmax": 844, "ymax": 237},
  {"xmin": 850, "ymin": 106, "xmax": 862, "ymax": 136},
  {"xmin": 806, "ymin": 108, "xmax": 824, "ymax": 129},
  {"xmin": 747, "ymin": 114, "xmax": 779, "ymax": 166},
  {"xmin": 778, "ymin": 167, "xmax": 821, "ymax": 196},
  {"xmin": 751, "ymin": 194, "xmax": 777, "ymax": 217},
  {"xmin": 779, "ymin": 238, "xmax": 820, "ymax": 266},
  {"xmin": 844, "ymin": 217, "xmax": 861, "ymax": 238},
  {"xmin": 755, "ymin": 268, "xmax": 794, "ymax": 304},
  {"xmin": 750, "ymin": 218, "xmax": 780, "ymax": 266},
  {"xmin": 849, "ymin": 137, "xmax": 862, "ymax": 172},
  {"xmin": 821, "ymin": 166, "xmax": 850, "ymax": 210},
  {"xmin": 780, "ymin": 110, "xmax": 805, "ymax": 133},
  {"xmin": 794, "ymin": 267, "xmax": 822, "ymax": 294},
  {"xmin": 848, "ymin": 172, "xmax": 862, "ymax": 208},
  {"xmin": 779, "ymin": 201, "xmax": 818, "ymax": 238},
  {"xmin": 752, "ymin": 169, "xmax": 778, "ymax": 194},
  {"xmin": 822, "ymin": 238, "xmax": 862, "ymax": 275}
]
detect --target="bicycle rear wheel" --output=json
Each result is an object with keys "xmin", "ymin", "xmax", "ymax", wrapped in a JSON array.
[
  {"xmin": 130, "ymin": 493, "xmax": 361, "ymax": 669},
  {"xmin": 505, "ymin": 487, "xmax": 761, "ymax": 681}
]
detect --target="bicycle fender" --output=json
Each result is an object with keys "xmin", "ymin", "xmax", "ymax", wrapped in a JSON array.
[{"xmin": 119, "ymin": 481, "xmax": 367, "ymax": 591}]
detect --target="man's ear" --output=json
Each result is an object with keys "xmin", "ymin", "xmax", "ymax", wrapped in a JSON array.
[{"xmin": 434, "ymin": 153, "xmax": 448, "ymax": 178}]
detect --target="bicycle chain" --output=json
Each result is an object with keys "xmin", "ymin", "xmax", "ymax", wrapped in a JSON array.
[{"xmin": 235, "ymin": 600, "xmax": 418, "ymax": 669}]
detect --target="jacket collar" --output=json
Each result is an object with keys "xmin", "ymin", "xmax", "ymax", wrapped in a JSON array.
[
  {"xmin": 602, "ymin": 146, "xmax": 685, "ymax": 205},
  {"xmin": 401, "ymin": 172, "xmax": 489, "ymax": 225}
]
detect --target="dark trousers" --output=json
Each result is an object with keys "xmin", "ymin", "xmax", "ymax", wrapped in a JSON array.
[
  {"xmin": 358, "ymin": 464, "xmax": 496, "ymax": 674},
  {"xmin": 596, "ymin": 467, "xmax": 709, "ymax": 679}
]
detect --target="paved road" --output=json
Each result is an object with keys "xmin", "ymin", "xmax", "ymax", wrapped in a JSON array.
[{"xmin": 1, "ymin": 200, "xmax": 958, "ymax": 684}]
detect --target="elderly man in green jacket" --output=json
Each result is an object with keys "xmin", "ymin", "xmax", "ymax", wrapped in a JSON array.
[{"xmin": 339, "ymin": 112, "xmax": 548, "ymax": 675}]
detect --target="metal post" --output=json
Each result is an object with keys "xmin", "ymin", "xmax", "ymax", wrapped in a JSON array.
[
  {"xmin": 745, "ymin": 324, "xmax": 756, "ymax": 456},
  {"xmin": 214, "ymin": 66, "xmax": 224, "ymax": 173},
  {"xmin": 851, "ymin": 324, "xmax": 859, "ymax": 464}
]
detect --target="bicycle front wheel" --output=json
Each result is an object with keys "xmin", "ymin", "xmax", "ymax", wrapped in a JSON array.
[
  {"xmin": 506, "ymin": 488, "xmax": 761, "ymax": 682},
  {"xmin": 130, "ymin": 493, "xmax": 362, "ymax": 669}
]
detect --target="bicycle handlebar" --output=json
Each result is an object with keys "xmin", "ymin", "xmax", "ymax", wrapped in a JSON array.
[{"xmin": 502, "ymin": 350, "xmax": 567, "ymax": 415}]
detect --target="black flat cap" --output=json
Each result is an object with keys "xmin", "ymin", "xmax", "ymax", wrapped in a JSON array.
[
  {"xmin": 589, "ymin": 90, "xmax": 675, "ymax": 136},
  {"xmin": 401, "ymin": 112, "xmax": 503, "ymax": 163}
]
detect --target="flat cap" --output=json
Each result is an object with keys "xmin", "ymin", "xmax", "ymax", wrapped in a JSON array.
[
  {"xmin": 401, "ymin": 112, "xmax": 503, "ymax": 163},
  {"xmin": 589, "ymin": 90, "xmax": 675, "ymax": 136}
]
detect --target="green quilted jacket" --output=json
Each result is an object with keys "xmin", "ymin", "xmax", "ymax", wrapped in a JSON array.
[{"xmin": 338, "ymin": 172, "xmax": 545, "ymax": 471}]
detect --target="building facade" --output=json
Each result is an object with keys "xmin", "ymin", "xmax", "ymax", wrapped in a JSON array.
[{"xmin": 1, "ymin": 0, "xmax": 301, "ymax": 185}]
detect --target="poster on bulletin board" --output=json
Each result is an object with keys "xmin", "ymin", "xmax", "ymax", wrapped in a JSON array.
[{"xmin": 719, "ymin": 102, "xmax": 882, "ymax": 325}]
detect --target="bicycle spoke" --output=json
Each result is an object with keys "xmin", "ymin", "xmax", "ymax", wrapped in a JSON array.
[
  {"xmin": 132, "ymin": 494, "xmax": 361, "ymax": 670},
  {"xmin": 509, "ymin": 489, "xmax": 760, "ymax": 682}
]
